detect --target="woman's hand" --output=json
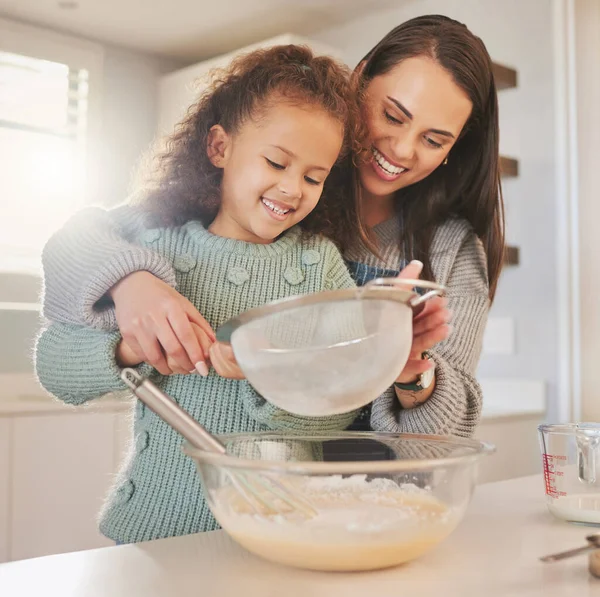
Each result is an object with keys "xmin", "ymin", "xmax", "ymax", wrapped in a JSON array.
[{"xmin": 110, "ymin": 271, "xmax": 216, "ymax": 376}]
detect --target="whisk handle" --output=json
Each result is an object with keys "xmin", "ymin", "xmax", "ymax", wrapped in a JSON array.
[{"xmin": 120, "ymin": 368, "xmax": 226, "ymax": 454}]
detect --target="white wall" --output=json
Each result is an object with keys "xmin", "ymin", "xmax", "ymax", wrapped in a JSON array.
[
  {"xmin": 94, "ymin": 45, "xmax": 183, "ymax": 207},
  {"xmin": 314, "ymin": 0, "xmax": 560, "ymax": 418}
]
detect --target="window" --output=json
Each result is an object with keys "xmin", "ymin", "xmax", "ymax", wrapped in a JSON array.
[
  {"xmin": 0, "ymin": 18, "xmax": 103, "ymax": 380},
  {"xmin": 0, "ymin": 51, "xmax": 89, "ymax": 272},
  {"xmin": 0, "ymin": 18, "xmax": 103, "ymax": 274}
]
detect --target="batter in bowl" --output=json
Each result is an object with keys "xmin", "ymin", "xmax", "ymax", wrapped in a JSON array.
[{"xmin": 210, "ymin": 474, "xmax": 460, "ymax": 571}]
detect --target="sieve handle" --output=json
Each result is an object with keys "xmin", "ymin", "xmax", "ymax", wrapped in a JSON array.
[
  {"xmin": 364, "ymin": 277, "xmax": 445, "ymax": 313},
  {"xmin": 120, "ymin": 368, "xmax": 226, "ymax": 454}
]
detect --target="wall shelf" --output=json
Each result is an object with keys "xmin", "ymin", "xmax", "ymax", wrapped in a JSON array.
[
  {"xmin": 495, "ymin": 61, "xmax": 520, "ymax": 268},
  {"xmin": 504, "ymin": 246, "xmax": 520, "ymax": 266},
  {"xmin": 500, "ymin": 156, "xmax": 519, "ymax": 178},
  {"xmin": 492, "ymin": 62, "xmax": 517, "ymax": 90}
]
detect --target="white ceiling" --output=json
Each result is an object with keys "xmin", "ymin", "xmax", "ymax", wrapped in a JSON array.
[{"xmin": 0, "ymin": 0, "xmax": 398, "ymax": 62}]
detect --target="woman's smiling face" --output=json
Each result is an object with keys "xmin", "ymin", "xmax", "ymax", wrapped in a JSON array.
[{"xmin": 358, "ymin": 55, "xmax": 473, "ymax": 202}]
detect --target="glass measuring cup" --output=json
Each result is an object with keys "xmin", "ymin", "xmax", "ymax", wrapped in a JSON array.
[{"xmin": 538, "ymin": 423, "xmax": 600, "ymax": 525}]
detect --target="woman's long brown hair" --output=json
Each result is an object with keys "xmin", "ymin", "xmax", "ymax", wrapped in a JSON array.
[{"xmin": 357, "ymin": 15, "xmax": 505, "ymax": 300}]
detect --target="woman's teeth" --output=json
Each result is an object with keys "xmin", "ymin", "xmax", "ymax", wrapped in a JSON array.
[
  {"xmin": 261, "ymin": 198, "xmax": 290, "ymax": 215},
  {"xmin": 372, "ymin": 148, "xmax": 406, "ymax": 176}
]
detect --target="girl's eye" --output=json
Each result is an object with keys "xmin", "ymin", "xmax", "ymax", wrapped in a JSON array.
[
  {"xmin": 424, "ymin": 137, "xmax": 443, "ymax": 149},
  {"xmin": 384, "ymin": 110, "xmax": 403, "ymax": 125},
  {"xmin": 304, "ymin": 176, "xmax": 322, "ymax": 186},
  {"xmin": 266, "ymin": 158, "xmax": 285, "ymax": 170}
]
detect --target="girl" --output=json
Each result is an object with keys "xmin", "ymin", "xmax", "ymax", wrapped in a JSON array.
[
  {"xmin": 35, "ymin": 45, "xmax": 403, "ymax": 544},
  {"xmin": 40, "ymin": 15, "xmax": 496, "ymax": 438}
]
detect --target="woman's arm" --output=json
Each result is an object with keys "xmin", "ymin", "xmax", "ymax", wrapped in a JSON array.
[
  {"xmin": 370, "ymin": 230, "xmax": 489, "ymax": 438},
  {"xmin": 41, "ymin": 204, "xmax": 214, "ymax": 375},
  {"xmin": 42, "ymin": 204, "xmax": 176, "ymax": 329}
]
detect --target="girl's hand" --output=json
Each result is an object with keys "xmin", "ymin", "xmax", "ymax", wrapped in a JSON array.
[
  {"xmin": 115, "ymin": 338, "xmax": 144, "ymax": 368},
  {"xmin": 208, "ymin": 342, "xmax": 245, "ymax": 380},
  {"xmin": 110, "ymin": 271, "xmax": 216, "ymax": 376},
  {"xmin": 394, "ymin": 261, "xmax": 451, "ymax": 384}
]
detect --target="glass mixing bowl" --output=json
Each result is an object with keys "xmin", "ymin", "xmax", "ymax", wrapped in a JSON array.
[{"xmin": 184, "ymin": 431, "xmax": 494, "ymax": 571}]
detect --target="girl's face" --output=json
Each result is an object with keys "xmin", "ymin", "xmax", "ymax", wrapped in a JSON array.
[
  {"xmin": 358, "ymin": 56, "xmax": 473, "ymax": 203},
  {"xmin": 208, "ymin": 100, "xmax": 343, "ymax": 244}
]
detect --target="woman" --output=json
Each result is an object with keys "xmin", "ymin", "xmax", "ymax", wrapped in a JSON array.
[{"xmin": 40, "ymin": 15, "xmax": 503, "ymax": 438}]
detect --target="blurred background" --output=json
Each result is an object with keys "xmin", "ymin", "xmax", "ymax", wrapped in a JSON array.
[{"xmin": 0, "ymin": 0, "xmax": 597, "ymax": 563}]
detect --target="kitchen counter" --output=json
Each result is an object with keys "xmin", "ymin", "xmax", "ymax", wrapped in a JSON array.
[{"xmin": 1, "ymin": 475, "xmax": 598, "ymax": 597}]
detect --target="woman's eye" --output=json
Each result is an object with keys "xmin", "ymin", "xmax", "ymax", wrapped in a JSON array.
[
  {"xmin": 384, "ymin": 110, "xmax": 403, "ymax": 125},
  {"xmin": 266, "ymin": 158, "xmax": 285, "ymax": 170},
  {"xmin": 424, "ymin": 137, "xmax": 443, "ymax": 149},
  {"xmin": 304, "ymin": 176, "xmax": 322, "ymax": 186}
]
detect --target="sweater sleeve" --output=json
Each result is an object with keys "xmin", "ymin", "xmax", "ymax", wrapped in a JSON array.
[
  {"xmin": 370, "ymin": 228, "xmax": 489, "ymax": 438},
  {"xmin": 41, "ymin": 204, "xmax": 177, "ymax": 330},
  {"xmin": 34, "ymin": 322, "xmax": 156, "ymax": 406}
]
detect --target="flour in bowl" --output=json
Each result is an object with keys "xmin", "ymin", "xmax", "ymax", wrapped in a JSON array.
[{"xmin": 210, "ymin": 474, "xmax": 460, "ymax": 571}]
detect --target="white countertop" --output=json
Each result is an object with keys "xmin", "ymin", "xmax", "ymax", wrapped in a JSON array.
[{"xmin": 1, "ymin": 475, "xmax": 598, "ymax": 597}]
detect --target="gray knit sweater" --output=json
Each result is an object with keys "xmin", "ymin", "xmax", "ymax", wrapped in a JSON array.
[{"xmin": 40, "ymin": 205, "xmax": 489, "ymax": 437}]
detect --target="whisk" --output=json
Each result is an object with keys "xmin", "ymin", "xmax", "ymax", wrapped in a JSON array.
[{"xmin": 120, "ymin": 368, "xmax": 317, "ymax": 518}]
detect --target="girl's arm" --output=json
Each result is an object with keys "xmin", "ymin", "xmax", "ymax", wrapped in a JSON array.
[{"xmin": 35, "ymin": 322, "xmax": 155, "ymax": 405}]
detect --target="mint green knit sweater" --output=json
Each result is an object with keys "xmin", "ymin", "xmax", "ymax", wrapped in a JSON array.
[{"xmin": 35, "ymin": 221, "xmax": 361, "ymax": 544}]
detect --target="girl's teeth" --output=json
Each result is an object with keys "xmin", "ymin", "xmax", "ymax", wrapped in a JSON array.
[
  {"xmin": 262, "ymin": 199, "xmax": 290, "ymax": 215},
  {"xmin": 372, "ymin": 148, "xmax": 405, "ymax": 176}
]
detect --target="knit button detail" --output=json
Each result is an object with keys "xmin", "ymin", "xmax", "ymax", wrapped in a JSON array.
[
  {"xmin": 116, "ymin": 480, "xmax": 135, "ymax": 504},
  {"xmin": 173, "ymin": 254, "xmax": 197, "ymax": 273},
  {"xmin": 142, "ymin": 229, "xmax": 161, "ymax": 243},
  {"xmin": 136, "ymin": 431, "xmax": 150, "ymax": 453},
  {"xmin": 227, "ymin": 266, "xmax": 250, "ymax": 286},
  {"xmin": 324, "ymin": 276, "xmax": 335, "ymax": 290},
  {"xmin": 284, "ymin": 266, "xmax": 305, "ymax": 285},
  {"xmin": 302, "ymin": 250, "xmax": 321, "ymax": 266}
]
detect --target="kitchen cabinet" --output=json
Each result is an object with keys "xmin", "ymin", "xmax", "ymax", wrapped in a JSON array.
[
  {"xmin": 475, "ymin": 415, "xmax": 543, "ymax": 484},
  {"xmin": 10, "ymin": 413, "xmax": 117, "ymax": 560},
  {"xmin": 0, "ymin": 419, "xmax": 10, "ymax": 562},
  {"xmin": 0, "ymin": 382, "xmax": 131, "ymax": 563}
]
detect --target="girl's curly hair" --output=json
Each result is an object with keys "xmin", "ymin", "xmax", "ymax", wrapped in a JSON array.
[{"xmin": 134, "ymin": 44, "xmax": 369, "ymax": 253}]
